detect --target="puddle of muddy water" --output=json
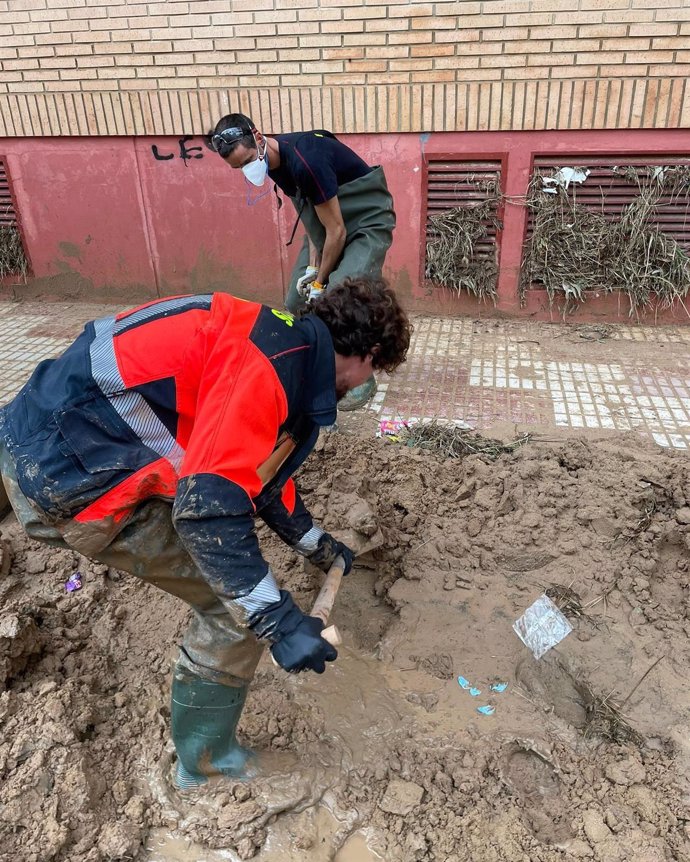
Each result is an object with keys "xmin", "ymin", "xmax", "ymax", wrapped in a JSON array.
[
  {"xmin": 144, "ymin": 819, "xmax": 382, "ymax": 862},
  {"xmin": 334, "ymin": 831, "xmax": 383, "ymax": 861},
  {"xmin": 142, "ymin": 647, "xmax": 404, "ymax": 862},
  {"xmin": 144, "ymin": 830, "xmax": 232, "ymax": 862},
  {"xmin": 291, "ymin": 644, "xmax": 407, "ymax": 757}
]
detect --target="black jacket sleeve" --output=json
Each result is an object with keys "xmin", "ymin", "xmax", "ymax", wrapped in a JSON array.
[
  {"xmin": 172, "ymin": 473, "xmax": 269, "ymax": 599},
  {"xmin": 256, "ymin": 482, "xmax": 313, "ymax": 547}
]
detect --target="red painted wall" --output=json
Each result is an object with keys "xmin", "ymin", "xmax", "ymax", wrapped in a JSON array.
[
  {"xmin": 1, "ymin": 128, "xmax": 688, "ymax": 322},
  {"xmin": 5, "ymin": 139, "xmax": 156, "ymax": 297}
]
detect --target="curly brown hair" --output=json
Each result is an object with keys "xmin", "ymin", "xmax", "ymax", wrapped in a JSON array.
[{"xmin": 308, "ymin": 277, "xmax": 412, "ymax": 373}]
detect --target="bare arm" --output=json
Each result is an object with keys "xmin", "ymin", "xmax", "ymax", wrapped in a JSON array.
[
  {"xmin": 308, "ymin": 237, "xmax": 321, "ymax": 269},
  {"xmin": 313, "ymin": 196, "xmax": 346, "ymax": 285}
]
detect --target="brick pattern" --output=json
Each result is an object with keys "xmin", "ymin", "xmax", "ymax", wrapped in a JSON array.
[{"xmin": 1, "ymin": 0, "xmax": 689, "ymax": 135}]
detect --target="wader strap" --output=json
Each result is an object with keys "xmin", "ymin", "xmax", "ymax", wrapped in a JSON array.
[
  {"xmin": 273, "ymin": 183, "xmax": 282, "ymax": 210},
  {"xmin": 286, "ymin": 196, "xmax": 306, "ymax": 247}
]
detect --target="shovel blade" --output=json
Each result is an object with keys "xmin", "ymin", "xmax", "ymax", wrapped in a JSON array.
[{"xmin": 340, "ymin": 527, "xmax": 384, "ymax": 559}]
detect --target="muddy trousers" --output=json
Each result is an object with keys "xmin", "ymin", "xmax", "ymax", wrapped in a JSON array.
[
  {"xmin": 0, "ymin": 453, "xmax": 265, "ymax": 689},
  {"xmin": 1, "ymin": 449, "xmax": 265, "ymax": 786}
]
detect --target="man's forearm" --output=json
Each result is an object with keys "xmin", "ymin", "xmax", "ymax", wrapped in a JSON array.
[
  {"xmin": 308, "ymin": 237, "xmax": 321, "ymax": 269},
  {"xmin": 257, "ymin": 485, "xmax": 314, "ymax": 547},
  {"xmin": 316, "ymin": 227, "xmax": 346, "ymax": 285},
  {"xmin": 173, "ymin": 474, "xmax": 271, "ymax": 604}
]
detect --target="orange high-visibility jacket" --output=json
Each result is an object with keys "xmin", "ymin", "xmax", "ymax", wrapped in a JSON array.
[{"xmin": 0, "ymin": 293, "xmax": 337, "ymax": 597}]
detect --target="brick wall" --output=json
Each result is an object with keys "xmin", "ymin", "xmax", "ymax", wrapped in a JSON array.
[{"xmin": 1, "ymin": 0, "xmax": 689, "ymax": 136}]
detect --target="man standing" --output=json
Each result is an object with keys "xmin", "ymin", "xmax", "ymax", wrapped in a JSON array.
[
  {"xmin": 209, "ymin": 112, "xmax": 396, "ymax": 410},
  {"xmin": 0, "ymin": 277, "xmax": 411, "ymax": 789}
]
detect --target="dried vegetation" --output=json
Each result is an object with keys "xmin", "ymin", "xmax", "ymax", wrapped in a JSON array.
[{"xmin": 521, "ymin": 164, "xmax": 690, "ymax": 316}]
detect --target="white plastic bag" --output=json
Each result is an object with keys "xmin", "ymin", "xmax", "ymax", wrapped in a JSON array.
[{"xmin": 513, "ymin": 594, "xmax": 573, "ymax": 660}]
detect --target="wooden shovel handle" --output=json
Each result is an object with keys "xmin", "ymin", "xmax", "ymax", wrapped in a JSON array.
[
  {"xmin": 320, "ymin": 624, "xmax": 342, "ymax": 646},
  {"xmin": 311, "ymin": 554, "xmax": 345, "ymax": 622},
  {"xmin": 311, "ymin": 554, "xmax": 345, "ymax": 647}
]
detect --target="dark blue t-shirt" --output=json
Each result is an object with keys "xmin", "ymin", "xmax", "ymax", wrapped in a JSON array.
[{"xmin": 268, "ymin": 131, "xmax": 371, "ymax": 205}]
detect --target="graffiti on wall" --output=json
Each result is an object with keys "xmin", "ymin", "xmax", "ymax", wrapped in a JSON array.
[{"xmin": 151, "ymin": 136, "xmax": 208, "ymax": 166}]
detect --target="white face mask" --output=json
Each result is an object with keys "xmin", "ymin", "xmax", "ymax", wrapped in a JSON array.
[{"xmin": 242, "ymin": 142, "xmax": 268, "ymax": 187}]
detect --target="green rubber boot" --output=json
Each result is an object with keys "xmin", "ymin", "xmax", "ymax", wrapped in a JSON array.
[
  {"xmin": 171, "ymin": 667, "xmax": 255, "ymax": 790},
  {"xmin": 338, "ymin": 374, "xmax": 378, "ymax": 412}
]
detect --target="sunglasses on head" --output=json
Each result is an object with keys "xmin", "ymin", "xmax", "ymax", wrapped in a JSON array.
[{"xmin": 211, "ymin": 125, "xmax": 256, "ymax": 153}]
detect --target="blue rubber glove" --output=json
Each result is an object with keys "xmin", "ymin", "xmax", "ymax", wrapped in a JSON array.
[
  {"xmin": 306, "ymin": 532, "xmax": 355, "ymax": 576},
  {"xmin": 248, "ymin": 590, "xmax": 337, "ymax": 674}
]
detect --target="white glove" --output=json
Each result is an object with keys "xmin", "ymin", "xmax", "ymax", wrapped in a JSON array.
[
  {"xmin": 307, "ymin": 282, "xmax": 326, "ymax": 302},
  {"xmin": 296, "ymin": 266, "xmax": 319, "ymax": 297}
]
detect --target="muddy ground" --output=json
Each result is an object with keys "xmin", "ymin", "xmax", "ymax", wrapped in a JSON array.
[{"xmin": 1, "ymin": 429, "xmax": 690, "ymax": 862}]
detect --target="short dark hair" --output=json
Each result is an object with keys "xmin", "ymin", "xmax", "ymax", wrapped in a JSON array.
[
  {"xmin": 309, "ymin": 277, "xmax": 412, "ymax": 374},
  {"xmin": 208, "ymin": 113, "xmax": 257, "ymax": 158}
]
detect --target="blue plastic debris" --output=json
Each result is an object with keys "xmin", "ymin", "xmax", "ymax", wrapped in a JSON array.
[
  {"xmin": 457, "ymin": 676, "xmax": 471, "ymax": 690},
  {"xmin": 65, "ymin": 572, "xmax": 82, "ymax": 593},
  {"xmin": 476, "ymin": 705, "xmax": 495, "ymax": 716},
  {"xmin": 489, "ymin": 682, "xmax": 508, "ymax": 693},
  {"xmin": 469, "ymin": 687, "xmax": 482, "ymax": 697}
]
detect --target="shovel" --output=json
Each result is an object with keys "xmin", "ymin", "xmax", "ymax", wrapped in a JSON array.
[
  {"xmin": 310, "ymin": 526, "xmax": 384, "ymax": 646},
  {"xmin": 271, "ymin": 524, "xmax": 384, "ymax": 664}
]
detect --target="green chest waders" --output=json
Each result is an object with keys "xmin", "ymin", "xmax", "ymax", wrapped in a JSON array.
[{"xmin": 285, "ymin": 165, "xmax": 396, "ymax": 314}]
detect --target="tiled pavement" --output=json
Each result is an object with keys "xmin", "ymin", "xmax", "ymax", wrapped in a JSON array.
[
  {"xmin": 1, "ymin": 301, "xmax": 689, "ymax": 450},
  {"xmin": 356, "ymin": 316, "xmax": 690, "ymax": 450},
  {"xmin": 0, "ymin": 302, "xmax": 120, "ymax": 406}
]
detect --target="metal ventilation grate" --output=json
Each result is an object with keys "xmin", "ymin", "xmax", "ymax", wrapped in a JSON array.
[
  {"xmin": 0, "ymin": 159, "xmax": 17, "ymax": 227},
  {"xmin": 527, "ymin": 155, "xmax": 690, "ymax": 249},
  {"xmin": 425, "ymin": 159, "xmax": 502, "ymax": 261},
  {"xmin": 0, "ymin": 158, "xmax": 29, "ymax": 279}
]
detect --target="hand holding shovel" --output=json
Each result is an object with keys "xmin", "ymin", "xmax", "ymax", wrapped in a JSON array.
[
  {"xmin": 272, "ymin": 527, "xmax": 383, "ymax": 665},
  {"xmin": 310, "ymin": 553, "xmax": 347, "ymax": 646}
]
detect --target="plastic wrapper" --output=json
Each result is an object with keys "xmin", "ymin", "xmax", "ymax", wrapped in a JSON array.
[
  {"xmin": 376, "ymin": 419, "xmax": 411, "ymax": 441},
  {"xmin": 513, "ymin": 594, "xmax": 572, "ymax": 659},
  {"xmin": 64, "ymin": 572, "xmax": 82, "ymax": 593}
]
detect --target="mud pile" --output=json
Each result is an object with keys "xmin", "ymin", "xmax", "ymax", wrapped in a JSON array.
[{"xmin": 1, "ymin": 430, "xmax": 689, "ymax": 861}]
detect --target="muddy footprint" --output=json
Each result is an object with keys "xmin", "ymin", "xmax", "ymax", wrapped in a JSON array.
[
  {"xmin": 504, "ymin": 744, "xmax": 573, "ymax": 845},
  {"xmin": 516, "ymin": 653, "xmax": 589, "ymax": 728}
]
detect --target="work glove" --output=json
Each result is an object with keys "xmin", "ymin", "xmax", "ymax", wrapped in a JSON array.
[
  {"xmin": 248, "ymin": 590, "xmax": 337, "ymax": 673},
  {"xmin": 306, "ymin": 532, "xmax": 355, "ymax": 576},
  {"xmin": 306, "ymin": 281, "xmax": 326, "ymax": 302},
  {"xmin": 296, "ymin": 266, "xmax": 319, "ymax": 297}
]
